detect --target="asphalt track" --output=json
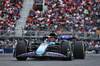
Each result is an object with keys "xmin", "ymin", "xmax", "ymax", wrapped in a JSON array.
[{"xmin": 0, "ymin": 54, "xmax": 100, "ymax": 66}]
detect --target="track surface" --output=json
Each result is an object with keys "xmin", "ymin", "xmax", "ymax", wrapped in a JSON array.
[{"xmin": 0, "ymin": 54, "xmax": 100, "ymax": 66}]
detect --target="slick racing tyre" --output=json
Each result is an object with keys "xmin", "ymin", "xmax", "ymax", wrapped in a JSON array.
[
  {"xmin": 74, "ymin": 41, "xmax": 85, "ymax": 59},
  {"xmin": 16, "ymin": 41, "xmax": 27, "ymax": 60},
  {"xmin": 61, "ymin": 41, "xmax": 72, "ymax": 60}
]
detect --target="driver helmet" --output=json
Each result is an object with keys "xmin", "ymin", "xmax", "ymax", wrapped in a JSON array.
[{"xmin": 49, "ymin": 38, "xmax": 55, "ymax": 42}]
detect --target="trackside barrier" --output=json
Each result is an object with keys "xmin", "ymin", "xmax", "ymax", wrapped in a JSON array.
[
  {"xmin": 0, "ymin": 29, "xmax": 100, "ymax": 39},
  {"xmin": 0, "ymin": 48, "xmax": 4, "ymax": 53},
  {"xmin": 0, "ymin": 48, "xmax": 14, "ymax": 53},
  {"xmin": 97, "ymin": 50, "xmax": 100, "ymax": 54}
]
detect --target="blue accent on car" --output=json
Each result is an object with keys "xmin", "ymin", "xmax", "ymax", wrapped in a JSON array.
[
  {"xmin": 20, "ymin": 52, "xmax": 34, "ymax": 56},
  {"xmin": 49, "ymin": 42, "xmax": 55, "ymax": 45},
  {"xmin": 47, "ymin": 52, "xmax": 66, "ymax": 57},
  {"xmin": 58, "ymin": 55, "xmax": 60, "ymax": 56},
  {"xmin": 36, "ymin": 42, "xmax": 56, "ymax": 55},
  {"xmin": 36, "ymin": 44, "xmax": 48, "ymax": 55},
  {"xmin": 58, "ymin": 35, "xmax": 73, "ymax": 39}
]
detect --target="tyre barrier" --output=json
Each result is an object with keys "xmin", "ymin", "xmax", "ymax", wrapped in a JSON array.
[{"xmin": 0, "ymin": 48, "xmax": 14, "ymax": 53}]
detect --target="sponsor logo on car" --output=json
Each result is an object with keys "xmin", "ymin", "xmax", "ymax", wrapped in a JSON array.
[
  {"xmin": 20, "ymin": 52, "xmax": 34, "ymax": 56},
  {"xmin": 47, "ymin": 52, "xmax": 65, "ymax": 57}
]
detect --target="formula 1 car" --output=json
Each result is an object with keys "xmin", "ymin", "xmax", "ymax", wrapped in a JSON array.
[{"xmin": 13, "ymin": 32, "xmax": 85, "ymax": 61}]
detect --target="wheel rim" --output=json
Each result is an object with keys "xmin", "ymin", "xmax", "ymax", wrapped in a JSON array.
[
  {"xmin": 83, "ymin": 44, "xmax": 85, "ymax": 55},
  {"xmin": 83, "ymin": 43, "xmax": 85, "ymax": 58}
]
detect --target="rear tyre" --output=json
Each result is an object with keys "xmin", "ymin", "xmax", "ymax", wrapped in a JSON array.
[
  {"xmin": 61, "ymin": 41, "xmax": 72, "ymax": 60},
  {"xmin": 15, "ymin": 41, "xmax": 27, "ymax": 61},
  {"xmin": 74, "ymin": 41, "xmax": 85, "ymax": 59}
]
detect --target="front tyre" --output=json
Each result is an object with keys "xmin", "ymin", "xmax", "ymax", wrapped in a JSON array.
[
  {"xmin": 61, "ymin": 41, "xmax": 72, "ymax": 60},
  {"xmin": 74, "ymin": 41, "xmax": 85, "ymax": 59},
  {"xmin": 15, "ymin": 41, "xmax": 27, "ymax": 60}
]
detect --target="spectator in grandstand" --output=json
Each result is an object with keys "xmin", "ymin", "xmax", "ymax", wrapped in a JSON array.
[
  {"xmin": 0, "ymin": 40, "xmax": 3, "ymax": 48},
  {"xmin": 0, "ymin": 38, "xmax": 16, "ymax": 48},
  {"xmin": 25, "ymin": 0, "xmax": 100, "ymax": 36},
  {"xmin": 0, "ymin": 0, "xmax": 23, "ymax": 35},
  {"xmin": 35, "ymin": 0, "xmax": 43, "ymax": 3}
]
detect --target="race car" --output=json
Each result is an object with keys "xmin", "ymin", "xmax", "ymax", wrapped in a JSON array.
[{"xmin": 13, "ymin": 32, "xmax": 85, "ymax": 61}]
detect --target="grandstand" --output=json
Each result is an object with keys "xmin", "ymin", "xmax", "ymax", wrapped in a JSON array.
[
  {"xmin": 0, "ymin": 0, "xmax": 23, "ymax": 35},
  {"xmin": 0, "ymin": 0, "xmax": 100, "ymax": 49},
  {"xmin": 24, "ymin": 0, "xmax": 100, "ymax": 38}
]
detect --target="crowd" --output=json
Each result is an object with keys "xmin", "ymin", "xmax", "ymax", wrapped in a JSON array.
[
  {"xmin": 0, "ymin": 0, "xmax": 23, "ymax": 35},
  {"xmin": 35, "ymin": 0, "xmax": 43, "ymax": 3},
  {"xmin": 25, "ymin": 0, "xmax": 100, "ymax": 34},
  {"xmin": 0, "ymin": 38, "xmax": 18, "ymax": 48}
]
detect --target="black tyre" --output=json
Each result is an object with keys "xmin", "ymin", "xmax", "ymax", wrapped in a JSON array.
[
  {"xmin": 74, "ymin": 41, "xmax": 85, "ymax": 59},
  {"xmin": 61, "ymin": 41, "xmax": 72, "ymax": 60},
  {"xmin": 16, "ymin": 41, "xmax": 27, "ymax": 60}
]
